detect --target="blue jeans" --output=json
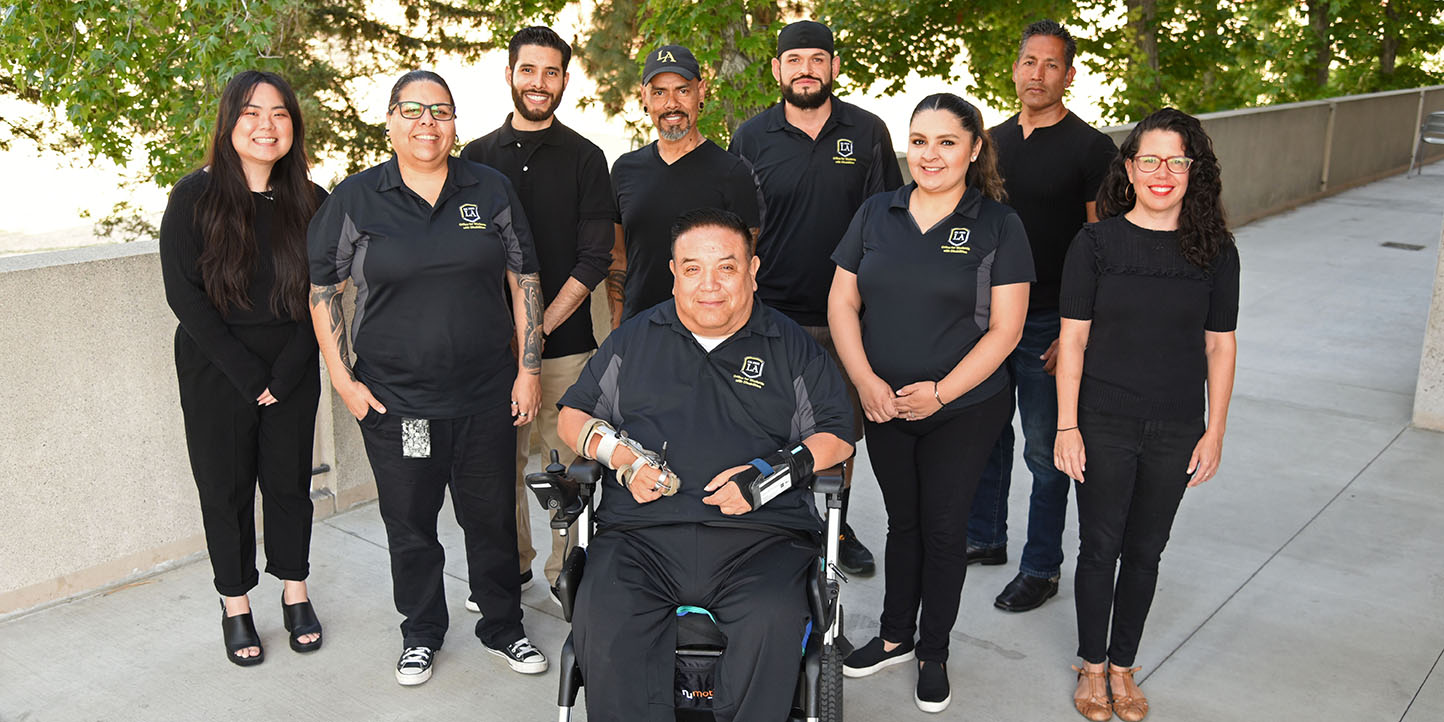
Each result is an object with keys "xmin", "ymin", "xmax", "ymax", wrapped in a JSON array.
[{"xmin": 966, "ymin": 310, "xmax": 1072, "ymax": 579}]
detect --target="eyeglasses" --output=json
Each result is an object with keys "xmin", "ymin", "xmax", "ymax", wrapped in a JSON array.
[
  {"xmin": 389, "ymin": 101, "xmax": 457, "ymax": 121},
  {"xmin": 1132, "ymin": 155, "xmax": 1193, "ymax": 174}
]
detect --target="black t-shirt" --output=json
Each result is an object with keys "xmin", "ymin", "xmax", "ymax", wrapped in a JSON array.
[
  {"xmin": 558, "ymin": 298, "xmax": 854, "ymax": 533},
  {"xmin": 832, "ymin": 184, "xmax": 1035, "ymax": 409},
  {"xmin": 309, "ymin": 156, "xmax": 539, "ymax": 418},
  {"xmin": 159, "ymin": 170, "xmax": 327, "ymax": 401},
  {"xmin": 729, "ymin": 97, "xmax": 904, "ymax": 326},
  {"xmin": 612, "ymin": 139, "xmax": 763, "ymax": 320},
  {"xmin": 461, "ymin": 116, "xmax": 615, "ymax": 358},
  {"xmin": 990, "ymin": 111, "xmax": 1117, "ymax": 311},
  {"xmin": 1058, "ymin": 216, "xmax": 1241, "ymax": 420}
]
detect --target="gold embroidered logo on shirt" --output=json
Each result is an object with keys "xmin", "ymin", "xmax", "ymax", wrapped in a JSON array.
[
  {"xmin": 458, "ymin": 204, "xmax": 487, "ymax": 230},
  {"xmin": 941, "ymin": 227, "xmax": 971, "ymax": 254},
  {"xmin": 733, "ymin": 356, "xmax": 766, "ymax": 389},
  {"xmin": 833, "ymin": 138, "xmax": 856, "ymax": 166}
]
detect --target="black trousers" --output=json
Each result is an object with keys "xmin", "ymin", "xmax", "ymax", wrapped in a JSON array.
[
  {"xmin": 863, "ymin": 387, "xmax": 1011, "ymax": 663},
  {"xmin": 358, "ymin": 402, "xmax": 524, "ymax": 649},
  {"xmin": 1074, "ymin": 408, "xmax": 1204, "ymax": 667},
  {"xmin": 573, "ymin": 524, "xmax": 815, "ymax": 722},
  {"xmin": 174, "ymin": 326, "xmax": 319, "ymax": 597}
]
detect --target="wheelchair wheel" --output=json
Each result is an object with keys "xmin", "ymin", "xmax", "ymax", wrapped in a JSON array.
[{"xmin": 819, "ymin": 644, "xmax": 843, "ymax": 722}]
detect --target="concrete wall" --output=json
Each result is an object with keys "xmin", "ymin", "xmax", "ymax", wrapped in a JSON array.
[
  {"xmin": 0, "ymin": 242, "xmax": 373, "ymax": 615},
  {"xmin": 1415, "ymin": 217, "xmax": 1444, "ymax": 431},
  {"xmin": 1101, "ymin": 85, "xmax": 1444, "ymax": 225}
]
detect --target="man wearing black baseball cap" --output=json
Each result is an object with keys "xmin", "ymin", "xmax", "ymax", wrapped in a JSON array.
[
  {"xmin": 730, "ymin": 19, "xmax": 903, "ymax": 577},
  {"xmin": 607, "ymin": 43, "xmax": 762, "ymax": 325}
]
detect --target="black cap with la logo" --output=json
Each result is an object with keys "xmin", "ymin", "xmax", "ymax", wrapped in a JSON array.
[{"xmin": 642, "ymin": 44, "xmax": 701, "ymax": 84}]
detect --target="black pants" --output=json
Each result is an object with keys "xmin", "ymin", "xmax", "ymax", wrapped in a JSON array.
[
  {"xmin": 175, "ymin": 326, "xmax": 319, "ymax": 597},
  {"xmin": 358, "ymin": 402, "xmax": 523, "ymax": 649},
  {"xmin": 573, "ymin": 524, "xmax": 815, "ymax": 722},
  {"xmin": 863, "ymin": 387, "xmax": 1011, "ymax": 663},
  {"xmin": 1074, "ymin": 408, "xmax": 1203, "ymax": 667}
]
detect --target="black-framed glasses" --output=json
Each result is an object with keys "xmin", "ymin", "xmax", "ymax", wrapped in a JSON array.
[
  {"xmin": 1132, "ymin": 154, "xmax": 1192, "ymax": 174},
  {"xmin": 389, "ymin": 101, "xmax": 457, "ymax": 121}
]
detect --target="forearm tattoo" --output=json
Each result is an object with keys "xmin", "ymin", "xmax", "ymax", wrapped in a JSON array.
[
  {"xmin": 519, "ymin": 273, "xmax": 543, "ymax": 374},
  {"xmin": 606, "ymin": 269, "xmax": 626, "ymax": 309},
  {"xmin": 309, "ymin": 283, "xmax": 354, "ymax": 380}
]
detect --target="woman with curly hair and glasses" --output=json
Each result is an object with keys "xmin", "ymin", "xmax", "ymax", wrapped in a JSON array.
[{"xmin": 1054, "ymin": 107, "xmax": 1239, "ymax": 722}]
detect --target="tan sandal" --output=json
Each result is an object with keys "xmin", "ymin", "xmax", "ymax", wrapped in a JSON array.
[
  {"xmin": 1072, "ymin": 664, "xmax": 1113, "ymax": 721},
  {"xmin": 1108, "ymin": 665, "xmax": 1149, "ymax": 722}
]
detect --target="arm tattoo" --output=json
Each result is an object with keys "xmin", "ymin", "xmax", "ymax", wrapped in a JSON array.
[
  {"xmin": 606, "ymin": 269, "xmax": 626, "ymax": 308},
  {"xmin": 310, "ymin": 283, "xmax": 354, "ymax": 380},
  {"xmin": 518, "ymin": 273, "xmax": 543, "ymax": 374}
]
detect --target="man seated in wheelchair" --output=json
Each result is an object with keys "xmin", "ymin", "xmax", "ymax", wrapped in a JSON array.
[{"xmin": 556, "ymin": 208, "xmax": 855, "ymax": 722}]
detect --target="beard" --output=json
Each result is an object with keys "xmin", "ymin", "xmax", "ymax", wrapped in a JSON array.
[
  {"xmin": 511, "ymin": 84, "xmax": 562, "ymax": 122},
  {"xmin": 781, "ymin": 75, "xmax": 832, "ymax": 110},
  {"xmin": 656, "ymin": 111, "xmax": 692, "ymax": 141}
]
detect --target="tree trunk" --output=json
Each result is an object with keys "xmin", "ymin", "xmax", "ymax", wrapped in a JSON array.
[
  {"xmin": 1307, "ymin": 0, "xmax": 1332, "ymax": 89},
  {"xmin": 1379, "ymin": 1, "xmax": 1399, "ymax": 81},
  {"xmin": 1126, "ymin": 0, "xmax": 1161, "ymax": 98}
]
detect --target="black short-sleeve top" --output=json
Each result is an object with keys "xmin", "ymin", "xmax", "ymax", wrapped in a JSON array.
[
  {"xmin": 1058, "ymin": 216, "xmax": 1240, "ymax": 420},
  {"xmin": 832, "ymin": 184, "xmax": 1035, "ymax": 410},
  {"xmin": 308, "ymin": 155, "xmax": 540, "ymax": 419},
  {"xmin": 558, "ymin": 299, "xmax": 854, "ymax": 534},
  {"xmin": 612, "ymin": 139, "xmax": 763, "ymax": 320}
]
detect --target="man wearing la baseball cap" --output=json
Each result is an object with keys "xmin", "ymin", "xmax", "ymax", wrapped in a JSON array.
[{"xmin": 605, "ymin": 43, "xmax": 763, "ymax": 325}]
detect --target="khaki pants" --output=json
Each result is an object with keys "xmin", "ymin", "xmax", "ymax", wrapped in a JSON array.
[{"xmin": 515, "ymin": 350, "xmax": 591, "ymax": 584}]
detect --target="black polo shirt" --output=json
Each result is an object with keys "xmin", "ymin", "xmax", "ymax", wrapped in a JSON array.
[
  {"xmin": 990, "ymin": 111, "xmax": 1117, "ymax": 312},
  {"xmin": 832, "ymin": 184, "xmax": 1035, "ymax": 410},
  {"xmin": 461, "ymin": 115, "xmax": 614, "ymax": 358},
  {"xmin": 558, "ymin": 298, "xmax": 853, "ymax": 533},
  {"xmin": 612, "ymin": 139, "xmax": 763, "ymax": 320},
  {"xmin": 309, "ymin": 155, "xmax": 539, "ymax": 418},
  {"xmin": 729, "ymin": 96, "xmax": 903, "ymax": 326}
]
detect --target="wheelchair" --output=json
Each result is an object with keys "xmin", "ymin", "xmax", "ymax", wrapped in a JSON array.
[{"xmin": 526, "ymin": 451, "xmax": 850, "ymax": 722}]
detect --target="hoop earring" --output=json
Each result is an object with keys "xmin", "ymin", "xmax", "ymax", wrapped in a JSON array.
[{"xmin": 1124, "ymin": 184, "xmax": 1135, "ymax": 202}]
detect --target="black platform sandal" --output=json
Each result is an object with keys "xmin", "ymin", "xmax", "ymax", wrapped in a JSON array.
[
  {"xmin": 220, "ymin": 598, "xmax": 265, "ymax": 667},
  {"xmin": 281, "ymin": 594, "xmax": 323, "ymax": 653}
]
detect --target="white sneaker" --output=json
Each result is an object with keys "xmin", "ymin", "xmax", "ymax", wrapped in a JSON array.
[
  {"xmin": 466, "ymin": 570, "xmax": 534, "ymax": 613},
  {"xmin": 395, "ymin": 646, "xmax": 435, "ymax": 686},
  {"xmin": 487, "ymin": 636, "xmax": 548, "ymax": 674}
]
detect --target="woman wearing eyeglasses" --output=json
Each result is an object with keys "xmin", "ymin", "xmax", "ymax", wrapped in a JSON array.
[
  {"xmin": 1054, "ymin": 107, "xmax": 1239, "ymax": 722},
  {"xmin": 308, "ymin": 70, "xmax": 547, "ymax": 686}
]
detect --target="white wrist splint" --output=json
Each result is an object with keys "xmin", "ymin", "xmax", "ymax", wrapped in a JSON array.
[{"xmin": 577, "ymin": 417, "xmax": 679, "ymax": 496}]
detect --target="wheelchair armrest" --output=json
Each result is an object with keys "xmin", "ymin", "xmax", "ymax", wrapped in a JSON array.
[
  {"xmin": 567, "ymin": 457, "xmax": 604, "ymax": 488},
  {"xmin": 812, "ymin": 463, "xmax": 845, "ymax": 497}
]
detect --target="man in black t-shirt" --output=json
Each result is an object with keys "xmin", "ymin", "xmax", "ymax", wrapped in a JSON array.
[
  {"xmin": 461, "ymin": 26, "xmax": 614, "ymax": 602},
  {"xmin": 966, "ymin": 19, "xmax": 1118, "ymax": 613},
  {"xmin": 609, "ymin": 44, "xmax": 763, "ymax": 324},
  {"xmin": 730, "ymin": 20, "xmax": 902, "ymax": 576}
]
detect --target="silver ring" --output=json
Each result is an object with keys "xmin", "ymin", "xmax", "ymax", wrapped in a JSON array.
[
  {"xmin": 510, "ymin": 400, "xmax": 518, "ymax": 406},
  {"xmin": 519, "ymin": 411, "xmax": 529, "ymax": 416}
]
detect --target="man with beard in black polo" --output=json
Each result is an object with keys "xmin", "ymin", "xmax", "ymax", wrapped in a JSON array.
[
  {"xmin": 461, "ymin": 26, "xmax": 614, "ymax": 603},
  {"xmin": 730, "ymin": 20, "xmax": 902, "ymax": 575}
]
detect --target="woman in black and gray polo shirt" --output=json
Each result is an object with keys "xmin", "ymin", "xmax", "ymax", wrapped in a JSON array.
[
  {"xmin": 828, "ymin": 93, "xmax": 1033, "ymax": 713},
  {"xmin": 307, "ymin": 70, "xmax": 547, "ymax": 686}
]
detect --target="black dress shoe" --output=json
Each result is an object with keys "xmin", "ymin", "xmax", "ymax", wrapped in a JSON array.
[
  {"xmin": 993, "ymin": 572, "xmax": 1059, "ymax": 612},
  {"xmin": 965, "ymin": 543, "xmax": 1007, "ymax": 566},
  {"xmin": 838, "ymin": 524, "xmax": 876, "ymax": 576}
]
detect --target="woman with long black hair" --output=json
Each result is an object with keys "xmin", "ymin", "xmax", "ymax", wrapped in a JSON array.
[
  {"xmin": 1054, "ymin": 107, "xmax": 1239, "ymax": 721},
  {"xmin": 829, "ymin": 92, "xmax": 1033, "ymax": 713},
  {"xmin": 160, "ymin": 70, "xmax": 327, "ymax": 667}
]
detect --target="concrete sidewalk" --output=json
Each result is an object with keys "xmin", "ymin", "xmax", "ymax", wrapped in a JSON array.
[{"xmin": 2, "ymin": 171, "xmax": 1442, "ymax": 722}]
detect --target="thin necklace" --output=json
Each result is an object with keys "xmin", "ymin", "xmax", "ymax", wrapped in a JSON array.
[{"xmin": 258, "ymin": 189, "xmax": 275, "ymax": 201}]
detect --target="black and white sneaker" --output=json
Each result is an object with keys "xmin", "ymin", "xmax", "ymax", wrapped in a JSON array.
[
  {"xmin": 915, "ymin": 661, "xmax": 951, "ymax": 713},
  {"xmin": 487, "ymin": 636, "xmax": 548, "ymax": 674},
  {"xmin": 466, "ymin": 570, "xmax": 534, "ymax": 613},
  {"xmin": 843, "ymin": 636, "xmax": 916, "ymax": 678},
  {"xmin": 395, "ymin": 646, "xmax": 435, "ymax": 686}
]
